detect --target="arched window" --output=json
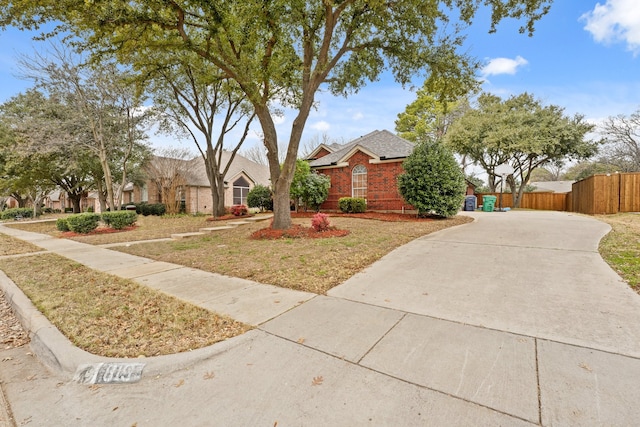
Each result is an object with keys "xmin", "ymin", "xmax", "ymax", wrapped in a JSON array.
[
  {"xmin": 352, "ymin": 165, "xmax": 367, "ymax": 199},
  {"xmin": 233, "ymin": 176, "xmax": 251, "ymax": 205}
]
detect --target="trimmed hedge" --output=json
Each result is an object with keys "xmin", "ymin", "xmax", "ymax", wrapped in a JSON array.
[
  {"xmin": 56, "ymin": 218, "xmax": 70, "ymax": 232},
  {"xmin": 102, "ymin": 211, "xmax": 138, "ymax": 230},
  {"xmin": 66, "ymin": 213, "xmax": 101, "ymax": 234},
  {"xmin": 122, "ymin": 202, "xmax": 166, "ymax": 216},
  {"xmin": 338, "ymin": 197, "xmax": 366, "ymax": 213},
  {"xmin": 0, "ymin": 208, "xmax": 33, "ymax": 220}
]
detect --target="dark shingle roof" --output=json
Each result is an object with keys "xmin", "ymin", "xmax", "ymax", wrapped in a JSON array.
[{"xmin": 308, "ymin": 130, "xmax": 414, "ymax": 167}]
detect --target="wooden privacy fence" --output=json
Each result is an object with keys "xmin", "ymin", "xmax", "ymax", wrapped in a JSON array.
[
  {"xmin": 475, "ymin": 192, "xmax": 570, "ymax": 211},
  {"xmin": 475, "ymin": 172, "xmax": 640, "ymax": 214},
  {"xmin": 571, "ymin": 173, "xmax": 640, "ymax": 215}
]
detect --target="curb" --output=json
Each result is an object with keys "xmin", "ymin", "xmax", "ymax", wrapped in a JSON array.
[{"xmin": 0, "ymin": 270, "xmax": 257, "ymax": 381}]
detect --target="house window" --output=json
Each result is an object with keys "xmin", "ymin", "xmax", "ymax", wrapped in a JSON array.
[
  {"xmin": 233, "ymin": 176, "xmax": 251, "ymax": 205},
  {"xmin": 352, "ymin": 165, "xmax": 367, "ymax": 199},
  {"xmin": 141, "ymin": 184, "xmax": 148, "ymax": 203}
]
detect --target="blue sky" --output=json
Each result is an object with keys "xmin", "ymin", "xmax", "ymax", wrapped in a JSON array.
[{"xmin": 0, "ymin": 1, "xmax": 638, "ymax": 153}]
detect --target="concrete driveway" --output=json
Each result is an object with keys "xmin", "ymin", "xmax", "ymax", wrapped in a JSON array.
[{"xmin": 1, "ymin": 210, "xmax": 639, "ymax": 426}]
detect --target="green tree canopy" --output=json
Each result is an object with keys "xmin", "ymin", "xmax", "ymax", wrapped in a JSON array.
[
  {"xmin": 444, "ymin": 92, "xmax": 600, "ymax": 207},
  {"xmin": 398, "ymin": 141, "xmax": 466, "ymax": 218},
  {"xmin": 0, "ymin": 0, "xmax": 553, "ymax": 228},
  {"xmin": 395, "ymin": 77, "xmax": 475, "ymax": 144}
]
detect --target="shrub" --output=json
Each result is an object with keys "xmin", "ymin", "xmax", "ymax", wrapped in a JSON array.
[
  {"xmin": 230, "ymin": 204, "xmax": 248, "ymax": 216},
  {"xmin": 102, "ymin": 211, "xmax": 138, "ymax": 230},
  {"xmin": 55, "ymin": 218, "xmax": 70, "ymax": 232},
  {"xmin": 64, "ymin": 207, "xmax": 73, "ymax": 213},
  {"xmin": 247, "ymin": 184, "xmax": 273, "ymax": 211},
  {"xmin": 128, "ymin": 202, "xmax": 166, "ymax": 216},
  {"xmin": 311, "ymin": 213, "xmax": 331, "ymax": 232},
  {"xmin": 338, "ymin": 197, "xmax": 366, "ymax": 213},
  {"xmin": 0, "ymin": 208, "xmax": 33, "ymax": 220},
  {"xmin": 300, "ymin": 173, "xmax": 331, "ymax": 212},
  {"xmin": 66, "ymin": 213, "xmax": 101, "ymax": 234},
  {"xmin": 397, "ymin": 140, "xmax": 466, "ymax": 218}
]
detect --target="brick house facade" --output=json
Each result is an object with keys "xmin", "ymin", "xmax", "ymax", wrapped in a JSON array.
[{"xmin": 307, "ymin": 130, "xmax": 416, "ymax": 212}]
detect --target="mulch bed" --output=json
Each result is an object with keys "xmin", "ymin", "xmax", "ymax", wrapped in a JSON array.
[
  {"xmin": 250, "ymin": 224, "xmax": 349, "ymax": 240},
  {"xmin": 251, "ymin": 211, "xmax": 442, "ymax": 240}
]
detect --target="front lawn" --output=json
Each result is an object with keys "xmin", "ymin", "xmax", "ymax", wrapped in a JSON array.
[
  {"xmin": 6, "ymin": 213, "xmax": 472, "ymax": 294},
  {"xmin": 598, "ymin": 213, "xmax": 640, "ymax": 293}
]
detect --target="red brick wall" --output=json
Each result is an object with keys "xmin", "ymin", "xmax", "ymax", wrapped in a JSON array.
[
  {"xmin": 315, "ymin": 151, "xmax": 411, "ymax": 211},
  {"xmin": 313, "ymin": 147, "xmax": 332, "ymax": 159}
]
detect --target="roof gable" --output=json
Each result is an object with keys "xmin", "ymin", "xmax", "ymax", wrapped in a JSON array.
[
  {"xmin": 147, "ymin": 151, "xmax": 270, "ymax": 187},
  {"xmin": 308, "ymin": 130, "xmax": 414, "ymax": 168}
]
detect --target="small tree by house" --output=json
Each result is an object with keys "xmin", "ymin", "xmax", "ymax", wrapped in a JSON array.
[
  {"xmin": 290, "ymin": 159, "xmax": 330, "ymax": 212},
  {"xmin": 144, "ymin": 148, "xmax": 193, "ymax": 215},
  {"xmin": 398, "ymin": 141, "xmax": 466, "ymax": 218},
  {"xmin": 247, "ymin": 184, "xmax": 273, "ymax": 212},
  {"xmin": 299, "ymin": 173, "xmax": 330, "ymax": 212}
]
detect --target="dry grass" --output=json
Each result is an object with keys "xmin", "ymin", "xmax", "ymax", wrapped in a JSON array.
[
  {"xmin": 5, "ymin": 213, "xmax": 472, "ymax": 294},
  {"xmin": 597, "ymin": 213, "xmax": 640, "ymax": 293},
  {"xmin": 0, "ymin": 253, "xmax": 251, "ymax": 357},
  {"xmin": 0, "ymin": 232, "xmax": 44, "ymax": 256},
  {"xmin": 6, "ymin": 214, "xmax": 219, "ymax": 245},
  {"xmin": 112, "ymin": 215, "xmax": 473, "ymax": 294}
]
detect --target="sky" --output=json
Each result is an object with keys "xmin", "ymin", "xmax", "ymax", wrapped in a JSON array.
[{"xmin": 0, "ymin": 1, "xmax": 638, "ymax": 155}]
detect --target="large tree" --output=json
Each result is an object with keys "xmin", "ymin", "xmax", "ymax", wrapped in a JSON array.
[
  {"xmin": 395, "ymin": 72, "xmax": 477, "ymax": 145},
  {"xmin": 0, "ymin": 0, "xmax": 553, "ymax": 228},
  {"xmin": 0, "ymin": 90, "xmax": 94, "ymax": 214},
  {"xmin": 145, "ymin": 54, "xmax": 256, "ymax": 218},
  {"xmin": 598, "ymin": 109, "xmax": 640, "ymax": 172},
  {"xmin": 445, "ymin": 92, "xmax": 600, "ymax": 207},
  {"xmin": 19, "ymin": 46, "xmax": 151, "ymax": 212}
]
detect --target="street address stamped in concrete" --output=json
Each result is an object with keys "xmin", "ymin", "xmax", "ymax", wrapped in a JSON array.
[{"xmin": 73, "ymin": 362, "xmax": 145, "ymax": 384}]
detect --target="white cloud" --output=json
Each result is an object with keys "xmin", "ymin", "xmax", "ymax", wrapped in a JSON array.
[
  {"xmin": 272, "ymin": 114, "xmax": 286, "ymax": 125},
  {"xmin": 352, "ymin": 112, "xmax": 364, "ymax": 121},
  {"xmin": 310, "ymin": 120, "xmax": 331, "ymax": 131},
  {"xmin": 481, "ymin": 56, "xmax": 529, "ymax": 77},
  {"xmin": 581, "ymin": 0, "xmax": 640, "ymax": 54}
]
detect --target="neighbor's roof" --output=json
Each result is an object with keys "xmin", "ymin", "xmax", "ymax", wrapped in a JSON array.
[
  {"xmin": 530, "ymin": 180, "xmax": 575, "ymax": 193},
  {"xmin": 308, "ymin": 130, "xmax": 414, "ymax": 168},
  {"xmin": 186, "ymin": 151, "xmax": 271, "ymax": 187}
]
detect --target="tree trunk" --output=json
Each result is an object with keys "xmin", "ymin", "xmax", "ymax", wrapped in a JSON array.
[
  {"xmin": 11, "ymin": 193, "xmax": 27, "ymax": 208},
  {"xmin": 95, "ymin": 180, "xmax": 108, "ymax": 213},
  {"xmin": 203, "ymin": 148, "xmax": 227, "ymax": 218},
  {"xmin": 213, "ymin": 175, "xmax": 226, "ymax": 217},
  {"xmin": 69, "ymin": 194, "xmax": 82, "ymax": 213}
]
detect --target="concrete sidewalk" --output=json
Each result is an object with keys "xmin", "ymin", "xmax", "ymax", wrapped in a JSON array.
[{"xmin": 1, "ymin": 211, "xmax": 640, "ymax": 426}]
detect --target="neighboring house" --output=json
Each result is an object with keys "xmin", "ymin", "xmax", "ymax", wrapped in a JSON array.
[
  {"xmin": 529, "ymin": 180, "xmax": 575, "ymax": 193},
  {"xmin": 307, "ymin": 130, "xmax": 415, "ymax": 211},
  {"xmin": 42, "ymin": 189, "xmax": 98, "ymax": 212},
  {"xmin": 124, "ymin": 151, "xmax": 270, "ymax": 214}
]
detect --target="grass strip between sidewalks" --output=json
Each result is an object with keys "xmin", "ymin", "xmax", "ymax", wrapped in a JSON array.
[
  {"xmin": 0, "ymin": 233, "xmax": 44, "ymax": 256},
  {"xmin": 0, "ymin": 253, "xmax": 251, "ymax": 357}
]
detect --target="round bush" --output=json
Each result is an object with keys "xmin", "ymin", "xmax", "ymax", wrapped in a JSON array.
[{"xmin": 66, "ymin": 213, "xmax": 101, "ymax": 234}]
